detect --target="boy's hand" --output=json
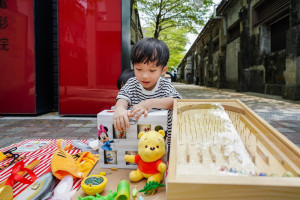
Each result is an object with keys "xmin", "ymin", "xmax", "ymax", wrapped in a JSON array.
[
  {"xmin": 128, "ymin": 100, "xmax": 152, "ymax": 120},
  {"xmin": 113, "ymin": 107, "xmax": 130, "ymax": 131}
]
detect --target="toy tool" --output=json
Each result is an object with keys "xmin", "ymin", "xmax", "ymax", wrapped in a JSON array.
[
  {"xmin": 14, "ymin": 172, "xmax": 56, "ymax": 200},
  {"xmin": 0, "ymin": 159, "xmax": 40, "ymax": 187},
  {"xmin": 81, "ymin": 172, "xmax": 107, "ymax": 196},
  {"xmin": 0, "ymin": 147, "xmax": 18, "ymax": 162},
  {"xmin": 49, "ymin": 175, "xmax": 76, "ymax": 200},
  {"xmin": 0, "ymin": 185, "xmax": 13, "ymax": 200},
  {"xmin": 0, "ymin": 154, "xmax": 26, "ymax": 171}
]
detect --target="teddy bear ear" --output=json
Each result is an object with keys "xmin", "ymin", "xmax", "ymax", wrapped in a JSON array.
[
  {"xmin": 158, "ymin": 130, "xmax": 165, "ymax": 137},
  {"xmin": 138, "ymin": 132, "xmax": 145, "ymax": 139}
]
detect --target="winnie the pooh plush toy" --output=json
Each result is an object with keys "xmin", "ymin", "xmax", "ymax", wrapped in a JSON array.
[{"xmin": 124, "ymin": 130, "xmax": 166, "ymax": 183}]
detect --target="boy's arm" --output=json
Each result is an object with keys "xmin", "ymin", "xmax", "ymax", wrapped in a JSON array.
[
  {"xmin": 114, "ymin": 99, "xmax": 130, "ymax": 131},
  {"xmin": 128, "ymin": 97, "xmax": 174, "ymax": 120}
]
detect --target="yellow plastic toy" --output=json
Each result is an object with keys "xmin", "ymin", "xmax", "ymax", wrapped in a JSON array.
[
  {"xmin": 0, "ymin": 152, "xmax": 7, "ymax": 162},
  {"xmin": 0, "ymin": 185, "xmax": 13, "ymax": 200},
  {"xmin": 124, "ymin": 130, "xmax": 167, "ymax": 184},
  {"xmin": 81, "ymin": 172, "xmax": 107, "ymax": 195}
]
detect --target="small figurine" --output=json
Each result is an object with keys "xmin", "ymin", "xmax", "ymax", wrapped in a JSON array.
[
  {"xmin": 124, "ymin": 130, "xmax": 166, "ymax": 194},
  {"xmin": 117, "ymin": 131, "xmax": 126, "ymax": 139},
  {"xmin": 106, "ymin": 153, "xmax": 113, "ymax": 162},
  {"xmin": 98, "ymin": 125, "xmax": 114, "ymax": 151},
  {"xmin": 139, "ymin": 181, "xmax": 165, "ymax": 195}
]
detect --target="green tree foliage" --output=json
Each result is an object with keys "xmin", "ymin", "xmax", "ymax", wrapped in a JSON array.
[
  {"xmin": 134, "ymin": 0, "xmax": 213, "ymax": 39},
  {"xmin": 144, "ymin": 26, "xmax": 189, "ymax": 70},
  {"xmin": 135, "ymin": 0, "xmax": 213, "ymax": 69}
]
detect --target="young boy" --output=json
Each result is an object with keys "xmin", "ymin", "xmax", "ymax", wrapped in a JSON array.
[{"xmin": 113, "ymin": 38, "xmax": 182, "ymax": 148}]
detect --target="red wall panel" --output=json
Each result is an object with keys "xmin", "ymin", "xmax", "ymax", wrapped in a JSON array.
[
  {"xmin": 0, "ymin": 1, "xmax": 36, "ymax": 113},
  {"xmin": 58, "ymin": 0, "xmax": 121, "ymax": 115}
]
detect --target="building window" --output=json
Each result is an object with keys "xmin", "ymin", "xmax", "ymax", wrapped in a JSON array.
[
  {"xmin": 270, "ymin": 15, "xmax": 289, "ymax": 52},
  {"xmin": 252, "ymin": 0, "xmax": 290, "ymax": 27},
  {"xmin": 213, "ymin": 29, "xmax": 219, "ymax": 38},
  {"xmin": 227, "ymin": 20, "xmax": 240, "ymax": 43},
  {"xmin": 213, "ymin": 37, "xmax": 219, "ymax": 53}
]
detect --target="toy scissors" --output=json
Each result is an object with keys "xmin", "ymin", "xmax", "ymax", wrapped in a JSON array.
[
  {"xmin": 0, "ymin": 147, "xmax": 19, "ymax": 161},
  {"xmin": 0, "ymin": 147, "xmax": 22, "ymax": 171}
]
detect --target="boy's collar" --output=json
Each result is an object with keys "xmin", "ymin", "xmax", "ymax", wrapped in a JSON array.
[{"xmin": 139, "ymin": 77, "xmax": 161, "ymax": 94}]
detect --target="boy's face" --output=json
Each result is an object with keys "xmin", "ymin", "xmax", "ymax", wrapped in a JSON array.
[{"xmin": 134, "ymin": 62, "xmax": 167, "ymax": 90}]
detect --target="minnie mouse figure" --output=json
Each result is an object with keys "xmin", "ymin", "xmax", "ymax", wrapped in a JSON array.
[{"xmin": 98, "ymin": 125, "xmax": 114, "ymax": 151}]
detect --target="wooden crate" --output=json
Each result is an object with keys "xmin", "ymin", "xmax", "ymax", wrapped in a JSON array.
[{"xmin": 167, "ymin": 99, "xmax": 300, "ymax": 200}]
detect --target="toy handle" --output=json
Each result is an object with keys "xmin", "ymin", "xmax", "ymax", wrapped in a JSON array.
[
  {"xmin": 0, "ymin": 159, "xmax": 39, "ymax": 187},
  {"xmin": 115, "ymin": 180, "xmax": 130, "ymax": 200}
]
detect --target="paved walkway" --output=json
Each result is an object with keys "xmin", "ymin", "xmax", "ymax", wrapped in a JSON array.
[{"xmin": 0, "ymin": 82, "xmax": 300, "ymax": 149}]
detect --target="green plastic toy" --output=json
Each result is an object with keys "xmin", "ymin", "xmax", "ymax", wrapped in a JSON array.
[
  {"xmin": 78, "ymin": 190, "xmax": 117, "ymax": 200},
  {"xmin": 115, "ymin": 180, "xmax": 130, "ymax": 200},
  {"xmin": 139, "ymin": 181, "xmax": 165, "ymax": 195},
  {"xmin": 131, "ymin": 185, "xmax": 138, "ymax": 199}
]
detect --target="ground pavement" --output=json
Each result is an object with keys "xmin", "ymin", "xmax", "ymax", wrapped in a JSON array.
[{"xmin": 0, "ymin": 82, "xmax": 300, "ymax": 149}]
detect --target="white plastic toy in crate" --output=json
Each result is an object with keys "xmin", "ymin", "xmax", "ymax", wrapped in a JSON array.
[{"xmin": 97, "ymin": 110, "xmax": 168, "ymax": 169}]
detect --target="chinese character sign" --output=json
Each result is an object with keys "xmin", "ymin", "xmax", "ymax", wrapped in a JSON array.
[
  {"xmin": 0, "ymin": 0, "xmax": 7, "ymax": 9},
  {"xmin": 0, "ymin": 0, "xmax": 36, "ymax": 113},
  {"xmin": 0, "ymin": 38, "xmax": 8, "ymax": 50},
  {"xmin": 0, "ymin": 1, "xmax": 8, "ymax": 51},
  {"xmin": 0, "ymin": 16, "xmax": 8, "ymax": 30}
]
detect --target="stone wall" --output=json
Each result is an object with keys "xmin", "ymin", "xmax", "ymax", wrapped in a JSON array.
[
  {"xmin": 226, "ymin": 38, "xmax": 240, "ymax": 89},
  {"xmin": 177, "ymin": 0, "xmax": 300, "ymax": 100}
]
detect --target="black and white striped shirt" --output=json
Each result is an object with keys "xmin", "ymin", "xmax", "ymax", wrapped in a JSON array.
[{"xmin": 117, "ymin": 77, "xmax": 182, "ymax": 146}]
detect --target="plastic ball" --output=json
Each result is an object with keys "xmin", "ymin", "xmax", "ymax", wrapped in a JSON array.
[
  {"xmin": 229, "ymin": 168, "xmax": 237, "ymax": 173},
  {"xmin": 249, "ymin": 171, "xmax": 257, "ymax": 176},
  {"xmin": 258, "ymin": 172, "xmax": 267, "ymax": 176},
  {"xmin": 283, "ymin": 171, "xmax": 294, "ymax": 177},
  {"xmin": 220, "ymin": 165, "xmax": 228, "ymax": 172}
]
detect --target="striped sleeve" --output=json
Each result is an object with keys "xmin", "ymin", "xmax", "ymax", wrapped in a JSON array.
[
  {"xmin": 160, "ymin": 78, "xmax": 182, "ymax": 99},
  {"xmin": 116, "ymin": 77, "xmax": 137, "ymax": 105}
]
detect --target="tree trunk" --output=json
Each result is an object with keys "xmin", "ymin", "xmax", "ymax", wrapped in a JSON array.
[{"xmin": 153, "ymin": 0, "xmax": 163, "ymax": 39}]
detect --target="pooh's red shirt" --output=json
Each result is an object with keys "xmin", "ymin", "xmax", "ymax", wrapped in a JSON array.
[{"xmin": 135, "ymin": 155, "xmax": 162, "ymax": 174}]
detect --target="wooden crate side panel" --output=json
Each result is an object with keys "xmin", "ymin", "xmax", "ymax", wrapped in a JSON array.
[
  {"xmin": 167, "ymin": 183, "xmax": 300, "ymax": 200},
  {"xmin": 169, "ymin": 99, "xmax": 178, "ymax": 180},
  {"xmin": 236, "ymin": 100, "xmax": 300, "ymax": 157},
  {"xmin": 177, "ymin": 99, "xmax": 245, "ymax": 111},
  {"xmin": 240, "ymin": 115, "xmax": 300, "ymax": 175},
  {"xmin": 240, "ymin": 106, "xmax": 300, "ymax": 167}
]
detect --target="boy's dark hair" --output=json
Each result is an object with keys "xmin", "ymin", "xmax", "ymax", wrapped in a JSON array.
[
  {"xmin": 131, "ymin": 38, "xmax": 169, "ymax": 67},
  {"xmin": 117, "ymin": 69, "xmax": 135, "ymax": 89}
]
